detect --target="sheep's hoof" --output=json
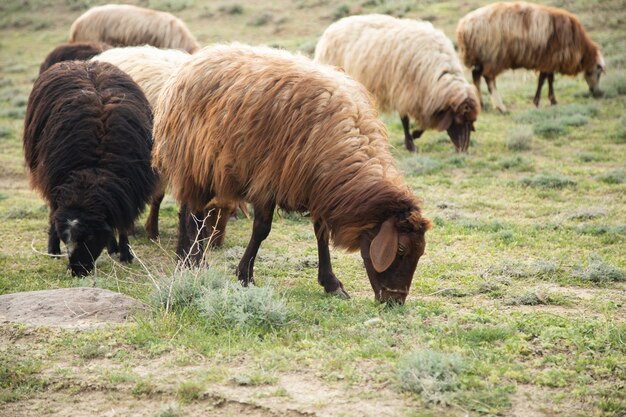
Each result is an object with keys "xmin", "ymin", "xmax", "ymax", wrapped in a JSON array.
[
  {"xmin": 119, "ymin": 253, "xmax": 133, "ymax": 264},
  {"xmin": 330, "ymin": 287, "xmax": 350, "ymax": 299},
  {"xmin": 496, "ymin": 107, "xmax": 508, "ymax": 114}
]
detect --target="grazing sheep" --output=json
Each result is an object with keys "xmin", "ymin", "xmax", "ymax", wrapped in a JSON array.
[
  {"xmin": 39, "ymin": 42, "xmax": 111, "ymax": 74},
  {"xmin": 92, "ymin": 45, "xmax": 192, "ymax": 239},
  {"xmin": 153, "ymin": 43, "xmax": 431, "ymax": 304},
  {"xmin": 456, "ymin": 1, "xmax": 605, "ymax": 113},
  {"xmin": 23, "ymin": 61, "xmax": 156, "ymax": 276},
  {"xmin": 68, "ymin": 4, "xmax": 200, "ymax": 53},
  {"xmin": 314, "ymin": 14, "xmax": 480, "ymax": 152}
]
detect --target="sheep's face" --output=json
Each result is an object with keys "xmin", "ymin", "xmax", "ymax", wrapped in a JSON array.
[
  {"xmin": 55, "ymin": 209, "xmax": 112, "ymax": 276},
  {"xmin": 360, "ymin": 215, "xmax": 431, "ymax": 305},
  {"xmin": 437, "ymin": 100, "xmax": 478, "ymax": 152},
  {"xmin": 585, "ymin": 53, "xmax": 605, "ymax": 97}
]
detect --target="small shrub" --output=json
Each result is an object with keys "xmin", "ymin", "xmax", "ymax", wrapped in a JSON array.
[
  {"xmin": 248, "ymin": 12, "xmax": 273, "ymax": 26},
  {"xmin": 148, "ymin": 0, "xmax": 192, "ymax": 13},
  {"xmin": 573, "ymin": 255, "xmax": 625, "ymax": 284},
  {"xmin": 492, "ymin": 229, "xmax": 514, "ymax": 244},
  {"xmin": 505, "ymin": 291, "xmax": 548, "ymax": 306},
  {"xmin": 520, "ymin": 174, "xmax": 576, "ymax": 189},
  {"xmin": 230, "ymin": 371, "xmax": 276, "ymax": 386},
  {"xmin": 444, "ymin": 154, "xmax": 466, "ymax": 167},
  {"xmin": 482, "ymin": 259, "xmax": 559, "ymax": 280},
  {"xmin": 0, "ymin": 107, "xmax": 25, "ymax": 119},
  {"xmin": 397, "ymin": 350, "xmax": 465, "ymax": 405},
  {"xmin": 150, "ymin": 268, "xmax": 227, "ymax": 310},
  {"xmin": 576, "ymin": 152, "xmax": 602, "ymax": 162},
  {"xmin": 575, "ymin": 224, "xmax": 626, "ymax": 237},
  {"xmin": 0, "ymin": 126, "xmax": 12, "ymax": 139},
  {"xmin": 568, "ymin": 208, "xmax": 606, "ymax": 221},
  {"xmin": 156, "ymin": 402, "xmax": 182, "ymax": 417},
  {"xmin": 515, "ymin": 104, "xmax": 596, "ymax": 138},
  {"xmin": 498, "ymin": 156, "xmax": 532, "ymax": 171},
  {"xmin": 601, "ymin": 73, "xmax": 626, "ymax": 98},
  {"xmin": 597, "ymin": 169, "xmax": 625, "ymax": 185},
  {"xmin": 533, "ymin": 120, "xmax": 567, "ymax": 137},
  {"xmin": 196, "ymin": 281, "xmax": 287, "ymax": 330},
  {"xmin": 218, "ymin": 4, "xmax": 243, "ymax": 14},
  {"xmin": 177, "ymin": 381, "xmax": 204, "ymax": 403},
  {"xmin": 560, "ymin": 114, "xmax": 589, "ymax": 127},
  {"xmin": 507, "ymin": 128, "xmax": 532, "ymax": 151},
  {"xmin": 332, "ymin": 4, "xmax": 350, "ymax": 20},
  {"xmin": 132, "ymin": 380, "xmax": 155, "ymax": 397}
]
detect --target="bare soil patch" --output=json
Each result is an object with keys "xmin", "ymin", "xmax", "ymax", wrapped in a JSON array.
[{"xmin": 0, "ymin": 288, "xmax": 147, "ymax": 329}]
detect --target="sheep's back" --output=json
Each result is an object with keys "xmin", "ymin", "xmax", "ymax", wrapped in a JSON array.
[
  {"xmin": 154, "ymin": 43, "xmax": 397, "ymax": 214},
  {"xmin": 92, "ymin": 45, "xmax": 191, "ymax": 108},
  {"xmin": 69, "ymin": 4, "xmax": 199, "ymax": 53},
  {"xmin": 315, "ymin": 14, "xmax": 473, "ymax": 128},
  {"xmin": 24, "ymin": 61, "xmax": 154, "ymax": 202},
  {"xmin": 457, "ymin": 2, "xmax": 595, "ymax": 76}
]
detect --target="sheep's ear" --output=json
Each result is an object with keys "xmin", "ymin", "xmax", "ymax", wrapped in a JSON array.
[
  {"xmin": 370, "ymin": 219, "xmax": 398, "ymax": 273},
  {"xmin": 437, "ymin": 109, "xmax": 454, "ymax": 131}
]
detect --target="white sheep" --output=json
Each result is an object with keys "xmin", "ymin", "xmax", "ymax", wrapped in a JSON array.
[
  {"xmin": 69, "ymin": 4, "xmax": 200, "ymax": 53},
  {"xmin": 314, "ymin": 14, "xmax": 480, "ymax": 152}
]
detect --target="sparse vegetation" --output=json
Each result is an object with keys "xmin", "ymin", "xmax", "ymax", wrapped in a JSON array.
[
  {"xmin": 0, "ymin": 0, "xmax": 624, "ymax": 416},
  {"xmin": 507, "ymin": 127, "xmax": 533, "ymax": 151},
  {"xmin": 520, "ymin": 174, "xmax": 576, "ymax": 189},
  {"xmin": 573, "ymin": 255, "xmax": 625, "ymax": 284},
  {"xmin": 397, "ymin": 350, "xmax": 465, "ymax": 405}
]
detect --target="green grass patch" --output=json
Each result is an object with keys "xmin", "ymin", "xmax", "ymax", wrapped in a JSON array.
[{"xmin": 520, "ymin": 174, "xmax": 576, "ymax": 189}]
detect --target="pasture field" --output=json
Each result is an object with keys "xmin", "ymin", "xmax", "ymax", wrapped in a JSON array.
[{"xmin": 1, "ymin": 0, "xmax": 625, "ymax": 416}]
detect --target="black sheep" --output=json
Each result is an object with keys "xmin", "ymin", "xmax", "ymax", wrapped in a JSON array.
[
  {"xmin": 39, "ymin": 42, "xmax": 111, "ymax": 74},
  {"xmin": 24, "ymin": 61, "xmax": 156, "ymax": 276}
]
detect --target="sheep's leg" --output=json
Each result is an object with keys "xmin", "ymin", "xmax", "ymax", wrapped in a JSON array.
[
  {"xmin": 237, "ymin": 202, "xmax": 275, "ymax": 286},
  {"xmin": 107, "ymin": 236, "xmax": 119, "ymax": 255},
  {"xmin": 176, "ymin": 203, "xmax": 207, "ymax": 266},
  {"xmin": 205, "ymin": 205, "xmax": 235, "ymax": 248},
  {"xmin": 400, "ymin": 115, "xmax": 415, "ymax": 152},
  {"xmin": 47, "ymin": 208, "xmax": 61, "ymax": 255},
  {"xmin": 412, "ymin": 129, "xmax": 424, "ymax": 139},
  {"xmin": 472, "ymin": 64, "xmax": 484, "ymax": 106},
  {"xmin": 314, "ymin": 221, "xmax": 349, "ymax": 298},
  {"xmin": 118, "ymin": 232, "xmax": 133, "ymax": 263},
  {"xmin": 144, "ymin": 188, "xmax": 165, "ymax": 240},
  {"xmin": 533, "ymin": 72, "xmax": 547, "ymax": 107},
  {"xmin": 485, "ymin": 75, "xmax": 507, "ymax": 113},
  {"xmin": 547, "ymin": 73, "xmax": 557, "ymax": 105}
]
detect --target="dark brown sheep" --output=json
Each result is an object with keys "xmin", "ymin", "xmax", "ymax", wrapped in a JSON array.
[
  {"xmin": 153, "ymin": 44, "xmax": 431, "ymax": 304},
  {"xmin": 24, "ymin": 61, "xmax": 156, "ymax": 276},
  {"xmin": 39, "ymin": 42, "xmax": 111, "ymax": 74}
]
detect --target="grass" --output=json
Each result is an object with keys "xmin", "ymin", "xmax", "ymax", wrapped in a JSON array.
[
  {"xmin": 520, "ymin": 174, "xmax": 577, "ymax": 189},
  {"xmin": 0, "ymin": 0, "xmax": 625, "ymax": 416}
]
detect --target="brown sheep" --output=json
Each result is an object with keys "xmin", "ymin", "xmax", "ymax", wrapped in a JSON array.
[
  {"xmin": 39, "ymin": 42, "xmax": 111, "ymax": 74},
  {"xmin": 153, "ymin": 43, "xmax": 431, "ymax": 304},
  {"xmin": 68, "ymin": 4, "xmax": 200, "ymax": 53},
  {"xmin": 456, "ymin": 1, "xmax": 605, "ymax": 112}
]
